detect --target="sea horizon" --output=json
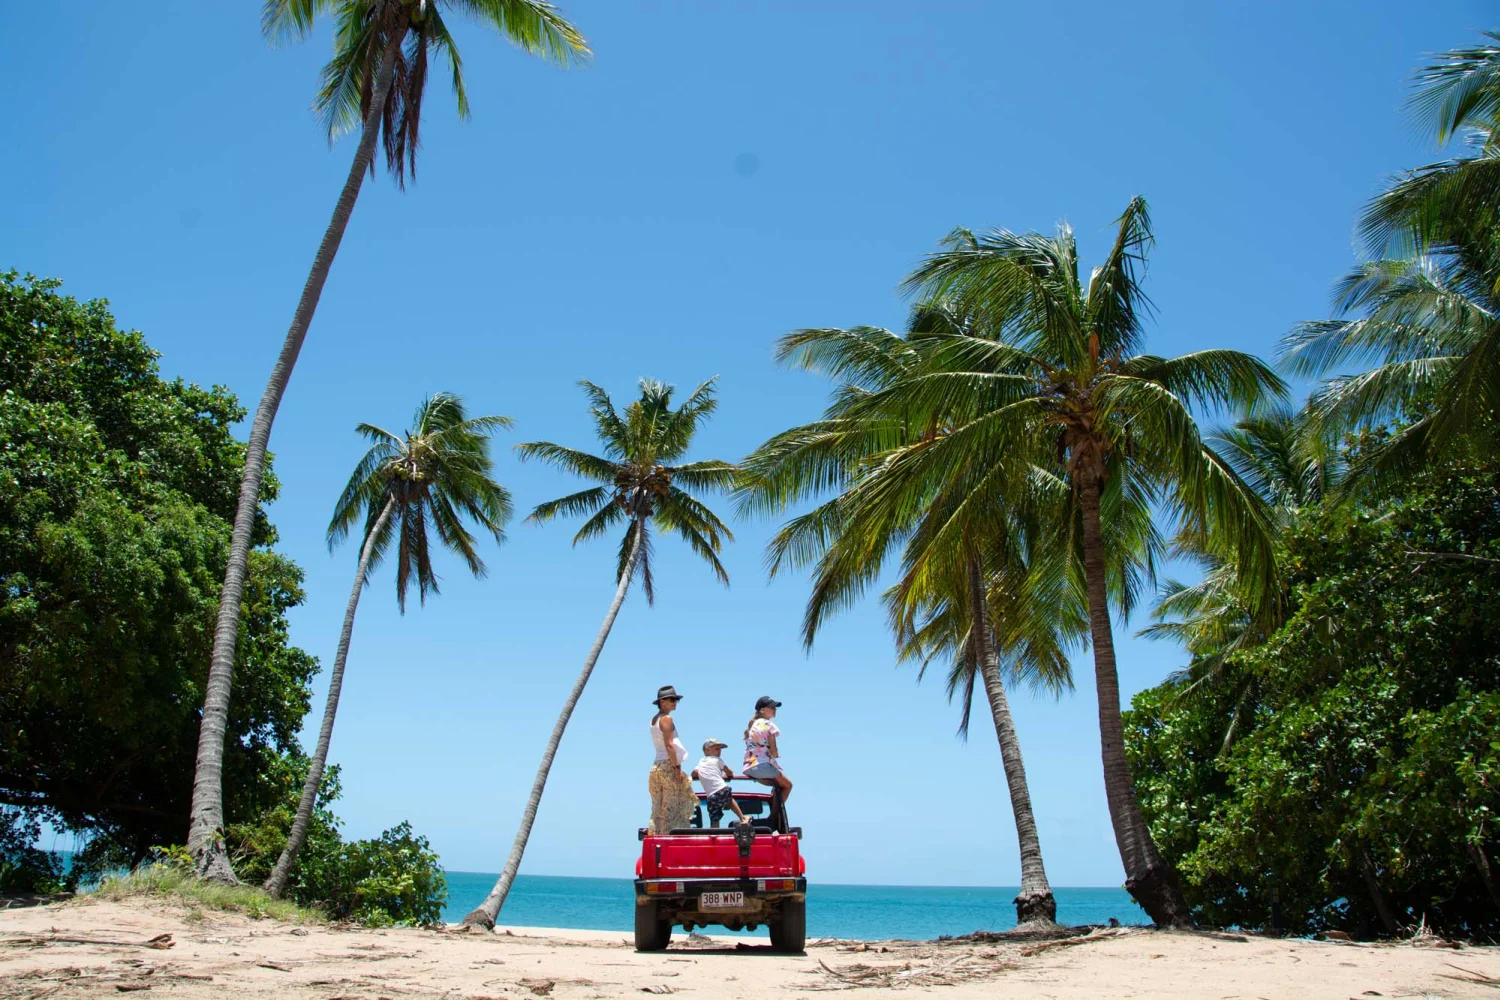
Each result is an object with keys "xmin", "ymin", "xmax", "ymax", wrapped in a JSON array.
[{"xmin": 442, "ymin": 871, "xmax": 1147, "ymax": 940}]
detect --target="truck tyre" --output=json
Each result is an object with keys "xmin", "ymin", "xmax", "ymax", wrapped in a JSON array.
[
  {"xmin": 634, "ymin": 901, "xmax": 671, "ymax": 952},
  {"xmin": 770, "ymin": 898, "xmax": 806, "ymax": 953}
]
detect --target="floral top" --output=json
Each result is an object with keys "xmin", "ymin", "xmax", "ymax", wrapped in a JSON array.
[{"xmin": 744, "ymin": 718, "xmax": 781, "ymax": 770}]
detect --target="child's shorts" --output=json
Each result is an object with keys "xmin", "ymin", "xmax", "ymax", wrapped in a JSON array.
[{"xmin": 704, "ymin": 786, "xmax": 734, "ymax": 826}]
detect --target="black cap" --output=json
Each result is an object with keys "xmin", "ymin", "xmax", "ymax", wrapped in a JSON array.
[
  {"xmin": 754, "ymin": 696, "xmax": 782, "ymax": 711},
  {"xmin": 654, "ymin": 684, "xmax": 684, "ymax": 705}
]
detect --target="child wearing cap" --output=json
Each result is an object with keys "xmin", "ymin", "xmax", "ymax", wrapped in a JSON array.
[{"xmin": 692, "ymin": 739, "xmax": 748, "ymax": 827}]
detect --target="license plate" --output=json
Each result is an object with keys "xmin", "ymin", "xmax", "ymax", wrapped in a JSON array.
[{"xmin": 700, "ymin": 891, "xmax": 744, "ymax": 909}]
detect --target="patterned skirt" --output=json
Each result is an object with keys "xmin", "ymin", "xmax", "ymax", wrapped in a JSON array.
[{"xmin": 647, "ymin": 761, "xmax": 697, "ymax": 834}]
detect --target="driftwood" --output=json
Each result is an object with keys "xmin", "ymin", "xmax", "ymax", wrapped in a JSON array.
[
  {"xmin": 2, "ymin": 933, "xmax": 174, "ymax": 950},
  {"xmin": 1019, "ymin": 927, "xmax": 1130, "ymax": 957},
  {"xmin": 813, "ymin": 953, "xmax": 1015, "ymax": 990}
]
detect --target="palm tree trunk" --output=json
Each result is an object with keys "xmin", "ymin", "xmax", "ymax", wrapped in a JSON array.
[
  {"xmin": 265, "ymin": 497, "xmax": 396, "ymax": 899},
  {"xmin": 1077, "ymin": 470, "xmax": 1192, "ymax": 928},
  {"xmin": 966, "ymin": 560, "xmax": 1057, "ymax": 928},
  {"xmin": 186, "ymin": 29, "xmax": 404, "ymax": 880},
  {"xmin": 461, "ymin": 519, "xmax": 646, "ymax": 929}
]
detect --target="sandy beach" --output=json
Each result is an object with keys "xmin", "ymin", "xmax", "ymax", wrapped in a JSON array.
[{"xmin": 3, "ymin": 896, "xmax": 1500, "ymax": 999}]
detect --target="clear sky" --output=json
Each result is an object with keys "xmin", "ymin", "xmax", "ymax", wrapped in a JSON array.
[{"xmin": 4, "ymin": 1, "xmax": 1489, "ymax": 888}]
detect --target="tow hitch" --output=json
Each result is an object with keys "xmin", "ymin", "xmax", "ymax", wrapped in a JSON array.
[{"xmin": 733, "ymin": 821, "xmax": 755, "ymax": 858}]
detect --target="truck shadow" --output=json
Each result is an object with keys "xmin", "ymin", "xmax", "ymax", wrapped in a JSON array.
[{"xmin": 664, "ymin": 944, "xmax": 798, "ymax": 957}]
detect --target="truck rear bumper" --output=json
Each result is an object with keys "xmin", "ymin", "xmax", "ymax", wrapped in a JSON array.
[
  {"xmin": 634, "ymin": 878, "xmax": 806, "ymax": 933},
  {"xmin": 634, "ymin": 877, "xmax": 807, "ymax": 902}
]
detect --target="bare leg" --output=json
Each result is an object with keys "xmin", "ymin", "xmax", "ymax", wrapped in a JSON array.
[{"xmin": 776, "ymin": 774, "xmax": 793, "ymax": 802}]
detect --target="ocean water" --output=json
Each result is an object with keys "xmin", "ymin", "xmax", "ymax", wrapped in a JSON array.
[{"xmin": 442, "ymin": 873, "xmax": 1145, "ymax": 940}]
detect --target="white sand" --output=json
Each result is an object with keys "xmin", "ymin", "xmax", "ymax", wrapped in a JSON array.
[{"xmin": 3, "ymin": 896, "xmax": 1499, "ymax": 998}]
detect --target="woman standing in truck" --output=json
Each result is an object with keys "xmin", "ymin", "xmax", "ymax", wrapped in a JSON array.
[
  {"xmin": 743, "ymin": 695, "xmax": 793, "ymax": 802},
  {"xmin": 647, "ymin": 684, "xmax": 697, "ymax": 834}
]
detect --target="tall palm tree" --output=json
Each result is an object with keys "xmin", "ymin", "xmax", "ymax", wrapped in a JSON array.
[
  {"xmin": 873, "ymin": 197, "xmax": 1285, "ymax": 926},
  {"xmin": 189, "ymin": 0, "xmax": 587, "ymax": 879},
  {"xmin": 460, "ymin": 378, "xmax": 737, "ymax": 928},
  {"xmin": 264, "ymin": 393, "xmax": 512, "ymax": 898},
  {"xmin": 739, "ymin": 311, "xmax": 1095, "ymax": 927}
]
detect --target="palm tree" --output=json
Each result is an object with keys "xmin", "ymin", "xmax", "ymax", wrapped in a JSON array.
[
  {"xmin": 884, "ymin": 513, "xmax": 1083, "ymax": 928},
  {"xmin": 1281, "ymin": 217, "xmax": 1500, "ymax": 494},
  {"xmin": 1361, "ymin": 32, "xmax": 1500, "ymax": 258},
  {"xmin": 189, "ymin": 0, "xmax": 587, "ymax": 880},
  {"xmin": 739, "ymin": 311, "xmax": 1095, "ymax": 927},
  {"xmin": 263, "ymin": 393, "xmax": 511, "ymax": 898},
  {"xmin": 460, "ymin": 378, "xmax": 737, "ymax": 928},
  {"xmin": 871, "ymin": 197, "xmax": 1285, "ymax": 926}
]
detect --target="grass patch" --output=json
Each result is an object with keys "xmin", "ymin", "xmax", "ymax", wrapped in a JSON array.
[{"xmin": 92, "ymin": 865, "xmax": 324, "ymax": 923}]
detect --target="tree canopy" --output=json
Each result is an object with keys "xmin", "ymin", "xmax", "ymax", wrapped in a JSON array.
[
  {"xmin": 1126, "ymin": 461, "xmax": 1500, "ymax": 936},
  {"xmin": 0, "ymin": 272, "xmax": 317, "ymax": 858}
]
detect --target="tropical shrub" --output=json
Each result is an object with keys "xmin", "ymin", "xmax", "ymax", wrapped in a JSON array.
[
  {"xmin": 299, "ymin": 823, "xmax": 447, "ymax": 927},
  {"xmin": 228, "ymin": 763, "xmax": 447, "ymax": 926}
]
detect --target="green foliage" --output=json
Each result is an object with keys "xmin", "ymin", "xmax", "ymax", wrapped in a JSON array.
[
  {"xmin": 331, "ymin": 392, "xmax": 513, "ymax": 612},
  {"xmin": 264, "ymin": 0, "xmax": 589, "ymax": 183},
  {"xmin": 0, "ymin": 272, "xmax": 317, "ymax": 857},
  {"xmin": 517, "ymin": 378, "xmax": 737, "ymax": 603},
  {"xmin": 1292, "ymin": 32, "xmax": 1500, "ymax": 494},
  {"xmin": 228, "ymin": 763, "xmax": 446, "ymax": 926},
  {"xmin": 1126, "ymin": 465, "xmax": 1500, "ymax": 936},
  {"xmin": 296, "ymin": 822, "xmax": 447, "ymax": 927}
]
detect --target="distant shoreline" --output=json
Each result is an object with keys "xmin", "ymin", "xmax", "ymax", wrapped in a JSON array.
[
  {"xmin": 442, "ymin": 870, "xmax": 1129, "ymax": 891},
  {"xmin": 439, "ymin": 873, "xmax": 1146, "ymax": 939}
]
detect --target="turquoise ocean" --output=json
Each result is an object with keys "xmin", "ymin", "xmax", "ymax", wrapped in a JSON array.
[{"xmin": 442, "ymin": 873, "xmax": 1145, "ymax": 940}]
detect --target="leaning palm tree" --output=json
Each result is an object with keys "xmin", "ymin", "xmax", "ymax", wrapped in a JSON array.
[
  {"xmin": 190, "ymin": 0, "xmax": 588, "ymax": 879},
  {"xmin": 264, "ymin": 393, "xmax": 512, "ymax": 898},
  {"xmin": 883, "ymin": 504, "xmax": 1084, "ymax": 929},
  {"xmin": 872, "ymin": 197, "xmax": 1285, "ymax": 926},
  {"xmin": 460, "ymin": 378, "xmax": 737, "ymax": 928}
]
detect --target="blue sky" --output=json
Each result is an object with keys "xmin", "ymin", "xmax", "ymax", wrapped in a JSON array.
[{"xmin": 3, "ymin": 1, "xmax": 1488, "ymax": 888}]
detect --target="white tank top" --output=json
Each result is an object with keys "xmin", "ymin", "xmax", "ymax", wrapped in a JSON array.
[{"xmin": 651, "ymin": 716, "xmax": 687, "ymax": 764}]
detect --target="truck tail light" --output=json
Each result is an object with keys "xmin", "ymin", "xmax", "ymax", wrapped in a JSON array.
[
  {"xmin": 758, "ymin": 879, "xmax": 797, "ymax": 891},
  {"xmin": 646, "ymin": 882, "xmax": 682, "ymax": 894}
]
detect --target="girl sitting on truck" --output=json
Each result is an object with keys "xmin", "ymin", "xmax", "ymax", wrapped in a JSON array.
[
  {"xmin": 743, "ymin": 695, "xmax": 793, "ymax": 802},
  {"xmin": 647, "ymin": 684, "xmax": 697, "ymax": 834}
]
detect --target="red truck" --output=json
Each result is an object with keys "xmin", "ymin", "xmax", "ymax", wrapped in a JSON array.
[{"xmin": 633, "ymin": 778, "xmax": 807, "ymax": 952}]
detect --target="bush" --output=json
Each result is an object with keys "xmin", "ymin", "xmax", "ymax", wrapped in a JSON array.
[
  {"xmin": 224, "ymin": 764, "xmax": 447, "ymax": 926},
  {"xmin": 298, "ymin": 823, "xmax": 447, "ymax": 927}
]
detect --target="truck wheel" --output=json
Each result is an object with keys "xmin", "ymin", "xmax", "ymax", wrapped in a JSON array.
[
  {"xmin": 634, "ymin": 901, "xmax": 671, "ymax": 952},
  {"xmin": 770, "ymin": 898, "xmax": 806, "ymax": 953}
]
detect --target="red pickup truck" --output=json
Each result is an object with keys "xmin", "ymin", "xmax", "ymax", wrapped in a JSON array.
[{"xmin": 633, "ymin": 778, "xmax": 807, "ymax": 952}]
